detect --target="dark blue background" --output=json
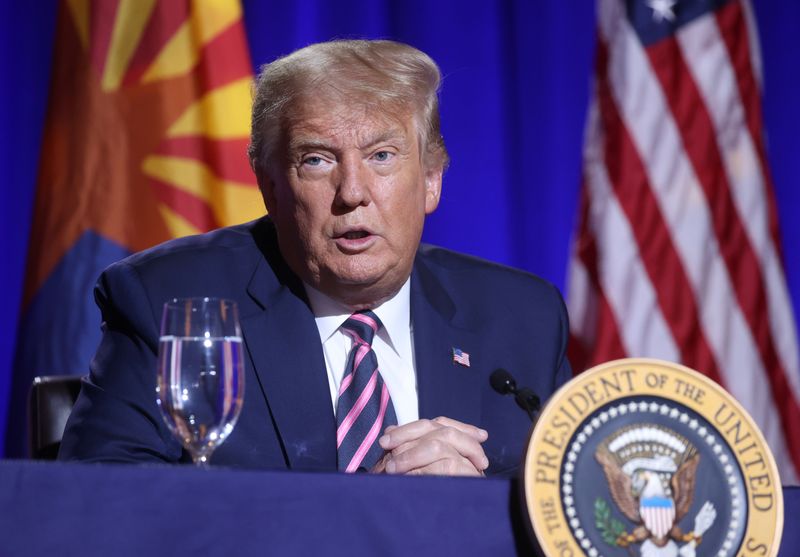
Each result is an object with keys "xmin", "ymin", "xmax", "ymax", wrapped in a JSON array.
[{"xmin": 1, "ymin": 1, "xmax": 799, "ymax": 453}]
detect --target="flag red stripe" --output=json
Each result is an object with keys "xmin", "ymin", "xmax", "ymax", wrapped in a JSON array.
[
  {"xmin": 197, "ymin": 21, "xmax": 253, "ymax": 91},
  {"xmin": 88, "ymin": 0, "xmax": 121, "ymax": 78},
  {"xmin": 570, "ymin": 184, "xmax": 628, "ymax": 371},
  {"xmin": 596, "ymin": 38, "xmax": 724, "ymax": 384},
  {"xmin": 121, "ymin": 1, "xmax": 189, "ymax": 87},
  {"xmin": 646, "ymin": 34, "xmax": 800, "ymax": 471},
  {"xmin": 150, "ymin": 179, "xmax": 220, "ymax": 232},
  {"xmin": 156, "ymin": 137, "xmax": 256, "ymax": 185},
  {"xmin": 716, "ymin": 1, "xmax": 784, "ymax": 260},
  {"xmin": 574, "ymin": 294, "xmax": 629, "ymax": 370}
]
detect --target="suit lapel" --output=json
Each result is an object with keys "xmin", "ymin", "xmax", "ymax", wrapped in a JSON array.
[
  {"xmin": 411, "ymin": 255, "xmax": 483, "ymax": 428},
  {"xmin": 240, "ymin": 253, "xmax": 336, "ymax": 471}
]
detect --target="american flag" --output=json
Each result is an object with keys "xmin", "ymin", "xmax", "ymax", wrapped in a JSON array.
[
  {"xmin": 452, "ymin": 348, "xmax": 471, "ymax": 367},
  {"xmin": 567, "ymin": 0, "xmax": 800, "ymax": 484}
]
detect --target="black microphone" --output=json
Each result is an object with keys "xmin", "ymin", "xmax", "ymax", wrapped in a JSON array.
[{"xmin": 490, "ymin": 369, "xmax": 541, "ymax": 422}]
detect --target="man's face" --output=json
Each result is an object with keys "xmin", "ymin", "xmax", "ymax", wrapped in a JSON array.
[{"xmin": 260, "ymin": 94, "xmax": 442, "ymax": 308}]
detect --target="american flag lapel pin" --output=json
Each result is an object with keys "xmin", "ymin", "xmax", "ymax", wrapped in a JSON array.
[{"xmin": 452, "ymin": 347, "xmax": 471, "ymax": 367}]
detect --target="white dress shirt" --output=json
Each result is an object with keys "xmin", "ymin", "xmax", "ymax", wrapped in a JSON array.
[{"xmin": 304, "ymin": 279, "xmax": 419, "ymax": 426}]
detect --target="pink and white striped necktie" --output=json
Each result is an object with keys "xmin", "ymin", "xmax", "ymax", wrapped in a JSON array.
[{"xmin": 335, "ymin": 310, "xmax": 397, "ymax": 472}]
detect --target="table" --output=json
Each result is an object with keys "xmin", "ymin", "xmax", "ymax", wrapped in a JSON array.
[{"xmin": 0, "ymin": 460, "xmax": 796, "ymax": 556}]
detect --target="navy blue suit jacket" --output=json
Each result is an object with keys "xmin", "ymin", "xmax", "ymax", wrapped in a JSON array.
[{"xmin": 59, "ymin": 217, "xmax": 571, "ymax": 475}]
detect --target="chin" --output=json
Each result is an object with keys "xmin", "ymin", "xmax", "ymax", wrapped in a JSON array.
[
  {"xmin": 321, "ymin": 263, "xmax": 406, "ymax": 305},
  {"xmin": 327, "ymin": 255, "xmax": 392, "ymax": 284},
  {"xmin": 329, "ymin": 269, "xmax": 387, "ymax": 290}
]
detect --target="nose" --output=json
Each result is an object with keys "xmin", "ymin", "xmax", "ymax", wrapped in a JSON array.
[{"xmin": 334, "ymin": 155, "xmax": 371, "ymax": 208}]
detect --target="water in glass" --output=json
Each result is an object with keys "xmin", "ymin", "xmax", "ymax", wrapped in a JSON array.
[{"xmin": 156, "ymin": 298, "xmax": 244, "ymax": 465}]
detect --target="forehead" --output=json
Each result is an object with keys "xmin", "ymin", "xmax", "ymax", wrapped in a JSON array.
[{"xmin": 284, "ymin": 92, "xmax": 419, "ymax": 149}]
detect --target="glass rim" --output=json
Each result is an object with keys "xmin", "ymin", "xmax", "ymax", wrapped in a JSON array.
[{"xmin": 162, "ymin": 297, "xmax": 238, "ymax": 308}]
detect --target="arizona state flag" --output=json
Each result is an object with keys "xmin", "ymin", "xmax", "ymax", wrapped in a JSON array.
[{"xmin": 6, "ymin": 0, "xmax": 261, "ymax": 456}]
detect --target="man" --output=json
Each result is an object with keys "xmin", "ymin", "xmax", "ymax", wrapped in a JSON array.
[{"xmin": 59, "ymin": 40, "xmax": 571, "ymax": 476}]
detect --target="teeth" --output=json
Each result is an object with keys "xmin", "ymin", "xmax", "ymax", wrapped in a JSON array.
[{"xmin": 344, "ymin": 231, "xmax": 367, "ymax": 239}]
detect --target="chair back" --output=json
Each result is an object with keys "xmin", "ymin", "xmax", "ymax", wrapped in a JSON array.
[{"xmin": 28, "ymin": 375, "xmax": 82, "ymax": 459}]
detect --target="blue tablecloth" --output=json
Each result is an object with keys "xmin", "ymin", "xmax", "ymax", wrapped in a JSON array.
[{"xmin": 0, "ymin": 460, "xmax": 796, "ymax": 556}]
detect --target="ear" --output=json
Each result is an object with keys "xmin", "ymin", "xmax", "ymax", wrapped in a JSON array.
[
  {"xmin": 423, "ymin": 164, "xmax": 443, "ymax": 215},
  {"xmin": 257, "ymin": 169, "xmax": 277, "ymax": 214}
]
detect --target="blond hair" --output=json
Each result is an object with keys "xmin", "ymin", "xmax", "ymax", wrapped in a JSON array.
[{"xmin": 248, "ymin": 39, "xmax": 449, "ymax": 175}]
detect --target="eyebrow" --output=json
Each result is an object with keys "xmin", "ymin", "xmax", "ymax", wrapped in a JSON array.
[
  {"xmin": 360, "ymin": 129, "xmax": 408, "ymax": 150},
  {"xmin": 288, "ymin": 128, "xmax": 409, "ymax": 155},
  {"xmin": 287, "ymin": 138, "xmax": 333, "ymax": 154}
]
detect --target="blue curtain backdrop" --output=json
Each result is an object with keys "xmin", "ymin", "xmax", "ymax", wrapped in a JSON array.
[{"xmin": 1, "ymin": 1, "xmax": 798, "ymax": 455}]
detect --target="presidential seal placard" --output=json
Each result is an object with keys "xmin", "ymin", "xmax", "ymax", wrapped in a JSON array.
[{"xmin": 523, "ymin": 358, "xmax": 783, "ymax": 557}]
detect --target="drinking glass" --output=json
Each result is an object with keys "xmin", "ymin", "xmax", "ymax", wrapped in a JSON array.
[{"xmin": 156, "ymin": 297, "xmax": 245, "ymax": 465}]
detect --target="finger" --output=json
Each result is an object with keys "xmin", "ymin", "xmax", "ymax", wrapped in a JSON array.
[
  {"xmin": 370, "ymin": 452, "xmax": 389, "ymax": 474},
  {"xmin": 378, "ymin": 419, "xmax": 440, "ymax": 450},
  {"xmin": 384, "ymin": 439, "xmax": 456, "ymax": 474},
  {"xmin": 404, "ymin": 455, "xmax": 484, "ymax": 477},
  {"xmin": 380, "ymin": 420, "xmax": 489, "ymax": 471},
  {"xmin": 386, "ymin": 432, "xmax": 489, "ymax": 474},
  {"xmin": 379, "ymin": 418, "xmax": 488, "ymax": 450},
  {"xmin": 426, "ymin": 426, "xmax": 489, "ymax": 471},
  {"xmin": 432, "ymin": 416, "xmax": 488, "ymax": 441},
  {"xmin": 386, "ymin": 438, "xmax": 419, "ymax": 458}
]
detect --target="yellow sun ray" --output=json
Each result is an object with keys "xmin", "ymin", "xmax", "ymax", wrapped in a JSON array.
[
  {"xmin": 166, "ymin": 77, "xmax": 252, "ymax": 139},
  {"xmin": 102, "ymin": 0, "xmax": 157, "ymax": 91},
  {"xmin": 65, "ymin": 0, "xmax": 90, "ymax": 49},
  {"xmin": 140, "ymin": 0, "xmax": 242, "ymax": 84},
  {"xmin": 190, "ymin": 0, "xmax": 243, "ymax": 43},
  {"xmin": 142, "ymin": 154, "xmax": 263, "ymax": 226},
  {"xmin": 157, "ymin": 204, "xmax": 203, "ymax": 238},
  {"xmin": 221, "ymin": 180, "xmax": 267, "ymax": 224}
]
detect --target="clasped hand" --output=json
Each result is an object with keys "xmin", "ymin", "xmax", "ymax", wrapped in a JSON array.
[{"xmin": 372, "ymin": 416, "xmax": 489, "ymax": 476}]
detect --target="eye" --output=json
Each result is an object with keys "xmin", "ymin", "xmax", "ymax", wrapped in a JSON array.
[
  {"xmin": 372, "ymin": 150, "xmax": 393, "ymax": 162},
  {"xmin": 303, "ymin": 156, "xmax": 323, "ymax": 166}
]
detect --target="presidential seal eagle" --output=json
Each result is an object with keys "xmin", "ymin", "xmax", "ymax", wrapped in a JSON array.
[{"xmin": 595, "ymin": 425, "xmax": 716, "ymax": 557}]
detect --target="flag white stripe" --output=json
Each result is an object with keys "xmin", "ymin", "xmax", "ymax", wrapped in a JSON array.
[
  {"xmin": 677, "ymin": 14, "xmax": 800, "ymax": 401},
  {"xmin": 566, "ymin": 253, "xmax": 596, "ymax": 346},
  {"xmin": 583, "ymin": 102, "xmax": 680, "ymax": 361},
  {"xmin": 740, "ymin": 0, "xmax": 763, "ymax": 92}
]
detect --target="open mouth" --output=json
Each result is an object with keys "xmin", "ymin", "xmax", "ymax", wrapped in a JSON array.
[
  {"xmin": 333, "ymin": 228, "xmax": 375, "ymax": 251},
  {"xmin": 340, "ymin": 230, "xmax": 369, "ymax": 240}
]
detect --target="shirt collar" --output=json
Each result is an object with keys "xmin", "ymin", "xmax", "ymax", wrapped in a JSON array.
[{"xmin": 304, "ymin": 278, "xmax": 411, "ymax": 355}]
